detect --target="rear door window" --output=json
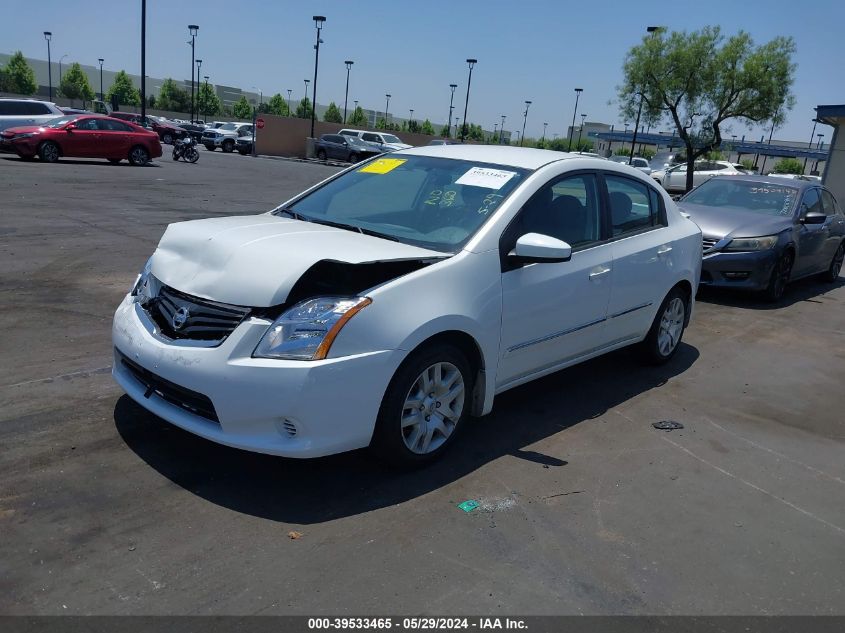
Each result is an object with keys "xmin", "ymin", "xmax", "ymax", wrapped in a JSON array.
[
  {"xmin": 605, "ymin": 174, "xmax": 663, "ymax": 236},
  {"xmin": 821, "ymin": 190, "xmax": 841, "ymax": 216}
]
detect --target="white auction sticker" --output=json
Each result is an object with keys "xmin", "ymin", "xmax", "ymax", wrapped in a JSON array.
[{"xmin": 455, "ymin": 166, "xmax": 517, "ymax": 190}]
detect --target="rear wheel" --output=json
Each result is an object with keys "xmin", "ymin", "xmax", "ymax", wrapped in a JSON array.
[
  {"xmin": 821, "ymin": 242, "xmax": 844, "ymax": 282},
  {"xmin": 370, "ymin": 343, "xmax": 473, "ymax": 466},
  {"xmin": 222, "ymin": 139, "xmax": 234, "ymax": 153},
  {"xmin": 171, "ymin": 150, "xmax": 180, "ymax": 161},
  {"xmin": 162, "ymin": 132, "xmax": 174, "ymax": 145},
  {"xmin": 38, "ymin": 141, "xmax": 60, "ymax": 163},
  {"xmin": 317, "ymin": 149, "xmax": 327, "ymax": 160},
  {"xmin": 641, "ymin": 287, "xmax": 688, "ymax": 364},
  {"xmin": 763, "ymin": 250, "xmax": 794, "ymax": 302},
  {"xmin": 128, "ymin": 145, "xmax": 150, "ymax": 166},
  {"xmin": 349, "ymin": 152, "xmax": 359, "ymax": 163}
]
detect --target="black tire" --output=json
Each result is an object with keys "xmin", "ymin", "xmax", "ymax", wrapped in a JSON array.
[
  {"xmin": 370, "ymin": 343, "xmax": 473, "ymax": 467},
  {"xmin": 222, "ymin": 139, "xmax": 234, "ymax": 153},
  {"xmin": 108, "ymin": 158, "xmax": 122, "ymax": 164},
  {"xmin": 821, "ymin": 242, "xmax": 844, "ymax": 283},
  {"xmin": 317, "ymin": 149, "xmax": 327, "ymax": 161},
  {"xmin": 38, "ymin": 141, "xmax": 60, "ymax": 163},
  {"xmin": 128, "ymin": 145, "xmax": 150, "ymax": 166},
  {"xmin": 641, "ymin": 286, "xmax": 688, "ymax": 365},
  {"xmin": 349, "ymin": 152, "xmax": 359, "ymax": 163},
  {"xmin": 763, "ymin": 250, "xmax": 794, "ymax": 302},
  {"xmin": 162, "ymin": 132, "xmax": 173, "ymax": 145},
  {"xmin": 172, "ymin": 150, "xmax": 180, "ymax": 161},
  {"xmin": 187, "ymin": 148, "xmax": 199, "ymax": 163},
  {"xmin": 204, "ymin": 145, "xmax": 216, "ymax": 151}
]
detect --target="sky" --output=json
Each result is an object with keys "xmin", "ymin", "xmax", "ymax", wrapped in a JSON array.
[{"xmin": 5, "ymin": 0, "xmax": 844, "ymax": 142}]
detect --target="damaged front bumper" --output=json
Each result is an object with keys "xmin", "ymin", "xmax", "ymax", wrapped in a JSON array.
[{"xmin": 112, "ymin": 294, "xmax": 404, "ymax": 458}]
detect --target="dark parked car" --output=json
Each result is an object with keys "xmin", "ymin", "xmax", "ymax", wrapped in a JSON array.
[
  {"xmin": 236, "ymin": 134, "xmax": 253, "ymax": 155},
  {"xmin": 678, "ymin": 176, "xmax": 845, "ymax": 300},
  {"xmin": 315, "ymin": 134, "xmax": 381, "ymax": 162},
  {"xmin": 110, "ymin": 112, "xmax": 187, "ymax": 145},
  {"xmin": 0, "ymin": 114, "xmax": 162, "ymax": 165}
]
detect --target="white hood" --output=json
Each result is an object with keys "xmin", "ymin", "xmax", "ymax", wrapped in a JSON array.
[{"xmin": 150, "ymin": 214, "xmax": 444, "ymax": 307}]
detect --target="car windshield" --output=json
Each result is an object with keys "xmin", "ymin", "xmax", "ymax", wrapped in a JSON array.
[
  {"xmin": 220, "ymin": 123, "xmax": 238, "ymax": 130},
  {"xmin": 381, "ymin": 134, "xmax": 402, "ymax": 144},
  {"xmin": 682, "ymin": 179, "xmax": 799, "ymax": 216},
  {"xmin": 278, "ymin": 155, "xmax": 530, "ymax": 252},
  {"xmin": 42, "ymin": 116, "xmax": 81, "ymax": 128}
]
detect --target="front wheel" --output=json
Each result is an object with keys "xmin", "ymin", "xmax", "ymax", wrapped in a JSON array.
[
  {"xmin": 317, "ymin": 149, "xmax": 327, "ymax": 160},
  {"xmin": 763, "ymin": 251, "xmax": 793, "ymax": 302},
  {"xmin": 349, "ymin": 152, "xmax": 359, "ymax": 163},
  {"xmin": 222, "ymin": 139, "xmax": 234, "ymax": 153},
  {"xmin": 370, "ymin": 343, "xmax": 473, "ymax": 466},
  {"xmin": 162, "ymin": 132, "xmax": 173, "ymax": 145},
  {"xmin": 821, "ymin": 242, "xmax": 844, "ymax": 282},
  {"xmin": 186, "ymin": 148, "xmax": 199, "ymax": 163},
  {"xmin": 641, "ymin": 287, "xmax": 688, "ymax": 364},
  {"xmin": 172, "ymin": 150, "xmax": 180, "ymax": 161},
  {"xmin": 38, "ymin": 141, "xmax": 60, "ymax": 163},
  {"xmin": 128, "ymin": 145, "xmax": 150, "ymax": 166}
]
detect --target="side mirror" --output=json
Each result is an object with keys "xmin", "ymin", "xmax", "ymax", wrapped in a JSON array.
[
  {"xmin": 509, "ymin": 233, "xmax": 572, "ymax": 264},
  {"xmin": 801, "ymin": 210, "xmax": 826, "ymax": 225},
  {"xmin": 65, "ymin": 124, "xmax": 76, "ymax": 132}
]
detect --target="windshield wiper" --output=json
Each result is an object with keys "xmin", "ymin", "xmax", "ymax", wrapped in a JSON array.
[
  {"xmin": 274, "ymin": 207, "xmax": 307, "ymax": 221},
  {"xmin": 307, "ymin": 217, "xmax": 402, "ymax": 243}
]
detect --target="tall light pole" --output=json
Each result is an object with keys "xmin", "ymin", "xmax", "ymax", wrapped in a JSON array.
[
  {"xmin": 541, "ymin": 122, "xmax": 548, "ymax": 145},
  {"xmin": 568, "ymin": 88, "xmax": 582, "ymax": 151},
  {"xmin": 447, "ymin": 83, "xmax": 457, "ymax": 138},
  {"xmin": 188, "ymin": 25, "xmax": 199, "ymax": 122},
  {"xmin": 96, "ymin": 58, "xmax": 104, "ymax": 101},
  {"xmin": 343, "ymin": 60, "xmax": 353, "ymax": 123},
  {"xmin": 203, "ymin": 75, "xmax": 209, "ymax": 120},
  {"xmin": 803, "ymin": 118, "xmax": 819, "ymax": 172},
  {"xmin": 140, "ymin": 0, "xmax": 146, "ymax": 119},
  {"xmin": 460, "ymin": 58, "xmax": 477, "ymax": 143},
  {"xmin": 310, "ymin": 15, "xmax": 326, "ymax": 138},
  {"xmin": 195, "ymin": 59, "xmax": 203, "ymax": 114},
  {"xmin": 409, "ymin": 109, "xmax": 414, "ymax": 127},
  {"xmin": 43, "ymin": 32, "xmax": 52, "ymax": 100},
  {"xmin": 303, "ymin": 79, "xmax": 310, "ymax": 105},
  {"xmin": 629, "ymin": 25, "xmax": 662, "ymax": 164},
  {"xmin": 577, "ymin": 113, "xmax": 587, "ymax": 148},
  {"xmin": 287, "ymin": 89, "xmax": 293, "ymax": 116},
  {"xmin": 59, "ymin": 54, "xmax": 68, "ymax": 87},
  {"xmin": 499, "ymin": 114, "xmax": 506, "ymax": 144},
  {"xmin": 251, "ymin": 85, "xmax": 262, "ymax": 107},
  {"xmin": 520, "ymin": 100, "xmax": 532, "ymax": 146},
  {"xmin": 384, "ymin": 93, "xmax": 391, "ymax": 126}
]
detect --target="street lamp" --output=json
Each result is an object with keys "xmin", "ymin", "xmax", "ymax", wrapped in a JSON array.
[
  {"xmin": 577, "ymin": 113, "xmax": 587, "ymax": 148},
  {"xmin": 803, "ymin": 118, "xmax": 820, "ymax": 172},
  {"xmin": 59, "ymin": 54, "xmax": 68, "ymax": 87},
  {"xmin": 97, "ymin": 58, "xmax": 104, "ymax": 101},
  {"xmin": 251, "ymin": 85, "xmax": 262, "ymax": 107},
  {"xmin": 203, "ymin": 75, "xmax": 209, "ymax": 121},
  {"xmin": 310, "ymin": 15, "xmax": 326, "ymax": 138},
  {"xmin": 187, "ymin": 25, "xmax": 199, "ymax": 122},
  {"xmin": 303, "ymin": 79, "xmax": 310, "ymax": 105},
  {"xmin": 568, "ymin": 88, "xmax": 582, "ymax": 151},
  {"xmin": 541, "ymin": 122, "xmax": 548, "ymax": 144},
  {"xmin": 499, "ymin": 115, "xmax": 506, "ymax": 144},
  {"xmin": 43, "ymin": 32, "xmax": 52, "ymax": 100},
  {"xmin": 409, "ymin": 109, "xmax": 413, "ymax": 128},
  {"xmin": 384, "ymin": 94, "xmax": 391, "ymax": 125},
  {"xmin": 514, "ymin": 131, "xmax": 521, "ymax": 145},
  {"xmin": 343, "ymin": 60, "xmax": 353, "ymax": 123},
  {"xmin": 141, "ymin": 0, "xmax": 146, "ymax": 119},
  {"xmin": 460, "ymin": 59, "xmax": 477, "ymax": 142},
  {"xmin": 447, "ymin": 83, "xmax": 457, "ymax": 138},
  {"xmin": 520, "ymin": 100, "xmax": 531, "ymax": 147},
  {"xmin": 629, "ymin": 26, "xmax": 663, "ymax": 164},
  {"xmin": 287, "ymin": 89, "xmax": 293, "ymax": 116}
]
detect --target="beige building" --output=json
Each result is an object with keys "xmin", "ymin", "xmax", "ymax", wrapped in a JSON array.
[{"xmin": 816, "ymin": 105, "xmax": 845, "ymax": 205}]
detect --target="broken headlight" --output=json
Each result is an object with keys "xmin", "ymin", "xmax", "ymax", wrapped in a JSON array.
[
  {"xmin": 130, "ymin": 258, "xmax": 154, "ymax": 304},
  {"xmin": 253, "ymin": 296, "xmax": 372, "ymax": 361}
]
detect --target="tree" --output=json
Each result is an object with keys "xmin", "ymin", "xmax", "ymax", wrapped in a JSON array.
[
  {"xmin": 771, "ymin": 157, "xmax": 803, "ymax": 174},
  {"xmin": 439, "ymin": 125, "xmax": 451, "ymax": 138},
  {"xmin": 58, "ymin": 62, "xmax": 94, "ymax": 105},
  {"xmin": 323, "ymin": 101, "xmax": 342, "ymax": 123},
  {"xmin": 106, "ymin": 70, "xmax": 141, "ymax": 107},
  {"xmin": 233, "ymin": 95, "xmax": 252, "ymax": 119},
  {"xmin": 197, "ymin": 81, "xmax": 221, "ymax": 117},
  {"xmin": 148, "ymin": 94, "xmax": 156, "ymax": 108},
  {"xmin": 348, "ymin": 105, "xmax": 367, "ymax": 127},
  {"xmin": 2, "ymin": 51, "xmax": 37, "ymax": 95},
  {"xmin": 420, "ymin": 119, "xmax": 435, "ymax": 136},
  {"xmin": 295, "ymin": 97, "xmax": 312, "ymax": 119},
  {"xmin": 619, "ymin": 26, "xmax": 796, "ymax": 192},
  {"xmin": 267, "ymin": 93, "xmax": 290, "ymax": 116},
  {"xmin": 739, "ymin": 158, "xmax": 756, "ymax": 171},
  {"xmin": 154, "ymin": 78, "xmax": 187, "ymax": 111},
  {"xmin": 375, "ymin": 117, "xmax": 387, "ymax": 130}
]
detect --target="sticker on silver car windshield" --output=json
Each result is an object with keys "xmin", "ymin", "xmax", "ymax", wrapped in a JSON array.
[{"xmin": 455, "ymin": 167, "xmax": 517, "ymax": 190}]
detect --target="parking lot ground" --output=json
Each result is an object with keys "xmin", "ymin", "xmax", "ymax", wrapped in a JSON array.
[{"xmin": 1, "ymin": 151, "xmax": 844, "ymax": 615}]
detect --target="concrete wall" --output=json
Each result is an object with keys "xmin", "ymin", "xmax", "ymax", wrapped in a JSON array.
[
  {"xmin": 254, "ymin": 114, "xmax": 451, "ymax": 158},
  {"xmin": 822, "ymin": 123, "xmax": 844, "ymax": 205}
]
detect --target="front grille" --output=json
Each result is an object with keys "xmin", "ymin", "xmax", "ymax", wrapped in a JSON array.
[
  {"xmin": 118, "ymin": 351, "xmax": 219, "ymax": 423},
  {"xmin": 145, "ymin": 285, "xmax": 250, "ymax": 343},
  {"xmin": 702, "ymin": 237, "xmax": 719, "ymax": 253}
]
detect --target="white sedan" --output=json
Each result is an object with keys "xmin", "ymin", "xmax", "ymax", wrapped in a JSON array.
[
  {"xmin": 112, "ymin": 146, "xmax": 701, "ymax": 465},
  {"xmin": 653, "ymin": 160, "xmax": 746, "ymax": 193}
]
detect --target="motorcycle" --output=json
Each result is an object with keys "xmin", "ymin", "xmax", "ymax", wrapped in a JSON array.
[{"xmin": 172, "ymin": 135, "xmax": 199, "ymax": 163}]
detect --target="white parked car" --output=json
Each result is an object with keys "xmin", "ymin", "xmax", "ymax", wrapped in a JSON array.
[
  {"xmin": 652, "ymin": 160, "xmax": 745, "ymax": 193},
  {"xmin": 0, "ymin": 98, "xmax": 64, "ymax": 132},
  {"xmin": 112, "ymin": 146, "xmax": 701, "ymax": 464},
  {"xmin": 609, "ymin": 155, "xmax": 652, "ymax": 174},
  {"xmin": 339, "ymin": 128, "xmax": 412, "ymax": 151},
  {"xmin": 202, "ymin": 121, "xmax": 253, "ymax": 152}
]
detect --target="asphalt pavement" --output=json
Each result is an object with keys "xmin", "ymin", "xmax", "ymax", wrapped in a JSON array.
[{"xmin": 1, "ymin": 149, "xmax": 844, "ymax": 615}]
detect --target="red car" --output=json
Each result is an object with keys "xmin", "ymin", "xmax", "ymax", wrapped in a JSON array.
[
  {"xmin": 0, "ymin": 114, "xmax": 162, "ymax": 165},
  {"xmin": 110, "ymin": 112, "xmax": 186, "ymax": 145}
]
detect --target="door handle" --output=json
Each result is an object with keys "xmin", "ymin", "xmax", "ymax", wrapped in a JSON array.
[
  {"xmin": 657, "ymin": 245, "xmax": 673, "ymax": 255},
  {"xmin": 589, "ymin": 266, "xmax": 611, "ymax": 280}
]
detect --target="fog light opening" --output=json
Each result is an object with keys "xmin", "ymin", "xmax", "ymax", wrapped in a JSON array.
[{"xmin": 723, "ymin": 271, "xmax": 751, "ymax": 280}]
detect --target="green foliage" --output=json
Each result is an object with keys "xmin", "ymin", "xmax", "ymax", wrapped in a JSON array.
[
  {"xmin": 147, "ymin": 94, "xmax": 156, "ymax": 107},
  {"xmin": 614, "ymin": 146, "xmax": 631, "ymax": 156},
  {"xmin": 375, "ymin": 117, "xmax": 387, "ymax": 130},
  {"xmin": 619, "ymin": 26, "xmax": 796, "ymax": 191},
  {"xmin": 705, "ymin": 149, "xmax": 724, "ymax": 160},
  {"xmin": 740, "ymin": 158, "xmax": 756, "ymax": 171},
  {"xmin": 771, "ymin": 157, "xmax": 803, "ymax": 174},
  {"xmin": 348, "ymin": 106, "xmax": 367, "ymax": 127},
  {"xmin": 267, "ymin": 93, "xmax": 289, "ymax": 116},
  {"xmin": 233, "ymin": 95, "xmax": 252, "ymax": 119},
  {"xmin": 420, "ymin": 119, "xmax": 435, "ymax": 136},
  {"xmin": 323, "ymin": 101, "xmax": 342, "ymax": 123},
  {"xmin": 154, "ymin": 78, "xmax": 186, "ymax": 111},
  {"xmin": 2, "ymin": 51, "xmax": 38, "ymax": 95},
  {"xmin": 106, "ymin": 70, "xmax": 140, "ymax": 107},
  {"xmin": 295, "ymin": 97, "xmax": 312, "ymax": 119},
  {"xmin": 439, "ymin": 125, "xmax": 451, "ymax": 138},
  {"xmin": 58, "ymin": 62, "xmax": 94, "ymax": 104},
  {"xmin": 197, "ymin": 82, "xmax": 221, "ymax": 117},
  {"xmin": 640, "ymin": 148, "xmax": 657, "ymax": 160}
]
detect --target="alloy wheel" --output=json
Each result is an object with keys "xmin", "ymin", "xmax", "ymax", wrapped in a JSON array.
[
  {"xmin": 657, "ymin": 297, "xmax": 685, "ymax": 357},
  {"xmin": 401, "ymin": 362, "xmax": 465, "ymax": 455}
]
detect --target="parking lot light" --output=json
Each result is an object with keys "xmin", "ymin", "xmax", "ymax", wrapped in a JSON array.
[
  {"xmin": 577, "ymin": 113, "xmax": 587, "ymax": 148},
  {"xmin": 568, "ymin": 88, "xmax": 582, "ymax": 151},
  {"xmin": 43, "ymin": 32, "xmax": 52, "ymax": 101},
  {"xmin": 521, "ymin": 100, "xmax": 531, "ymax": 147},
  {"xmin": 303, "ymin": 79, "xmax": 309, "ymax": 106},
  {"xmin": 447, "ymin": 84, "xmax": 457, "ymax": 138},
  {"xmin": 384, "ymin": 94, "xmax": 391, "ymax": 126},
  {"xmin": 499, "ymin": 114, "xmax": 506, "ymax": 144},
  {"xmin": 188, "ymin": 25, "xmax": 199, "ymax": 123},
  {"xmin": 541, "ymin": 122, "xmax": 548, "ymax": 144},
  {"xmin": 310, "ymin": 16, "xmax": 326, "ymax": 139},
  {"xmin": 343, "ymin": 61, "xmax": 354, "ymax": 123},
  {"xmin": 287, "ymin": 89, "xmax": 293, "ymax": 116},
  {"xmin": 203, "ymin": 76, "xmax": 210, "ymax": 121},
  {"xmin": 97, "ymin": 58, "xmax": 104, "ymax": 101},
  {"xmin": 460, "ymin": 59, "xmax": 477, "ymax": 143}
]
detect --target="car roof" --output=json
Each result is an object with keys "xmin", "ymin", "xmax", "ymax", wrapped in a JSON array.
[
  {"xmin": 396, "ymin": 144, "xmax": 587, "ymax": 170},
  {"xmin": 710, "ymin": 175, "xmax": 820, "ymax": 191}
]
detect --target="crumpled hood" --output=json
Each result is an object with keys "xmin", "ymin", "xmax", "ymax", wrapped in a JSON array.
[
  {"xmin": 150, "ymin": 214, "xmax": 444, "ymax": 307},
  {"xmin": 677, "ymin": 202, "xmax": 794, "ymax": 240}
]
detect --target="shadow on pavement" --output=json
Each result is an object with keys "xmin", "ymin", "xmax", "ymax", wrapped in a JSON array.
[
  {"xmin": 115, "ymin": 343, "xmax": 699, "ymax": 524},
  {"xmin": 697, "ymin": 277, "xmax": 844, "ymax": 310}
]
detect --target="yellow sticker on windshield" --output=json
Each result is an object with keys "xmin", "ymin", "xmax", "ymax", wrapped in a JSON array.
[{"xmin": 358, "ymin": 158, "xmax": 407, "ymax": 174}]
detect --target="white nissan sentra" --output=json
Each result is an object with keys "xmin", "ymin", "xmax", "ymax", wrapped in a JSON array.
[{"xmin": 112, "ymin": 145, "xmax": 701, "ymax": 465}]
